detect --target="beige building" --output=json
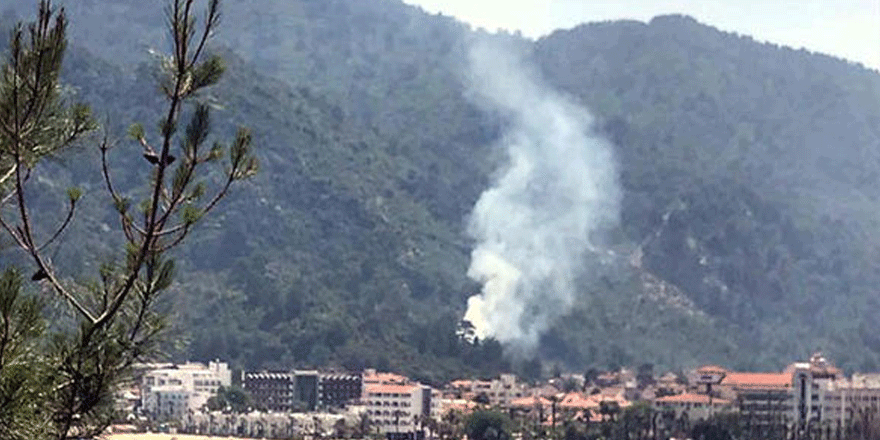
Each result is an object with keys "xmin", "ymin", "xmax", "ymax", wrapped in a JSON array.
[{"xmin": 446, "ymin": 374, "xmax": 529, "ymax": 407}]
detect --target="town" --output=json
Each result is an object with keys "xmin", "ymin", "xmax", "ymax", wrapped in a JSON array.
[{"xmin": 113, "ymin": 353, "xmax": 880, "ymax": 440}]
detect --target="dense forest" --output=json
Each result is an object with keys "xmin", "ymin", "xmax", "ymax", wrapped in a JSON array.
[{"xmin": 2, "ymin": 0, "xmax": 880, "ymax": 383}]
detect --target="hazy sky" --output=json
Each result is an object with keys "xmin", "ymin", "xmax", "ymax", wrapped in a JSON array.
[{"xmin": 403, "ymin": 0, "xmax": 880, "ymax": 70}]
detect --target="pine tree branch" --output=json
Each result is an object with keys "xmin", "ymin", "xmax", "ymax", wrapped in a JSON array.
[
  {"xmin": 189, "ymin": 0, "xmax": 220, "ymax": 73},
  {"xmin": 34, "ymin": 256, "xmax": 96, "ymax": 324},
  {"xmin": 0, "ymin": 163, "xmax": 17, "ymax": 193},
  {"xmin": 99, "ymin": 137, "xmax": 143, "ymax": 243},
  {"xmin": 0, "ymin": 216, "xmax": 26, "ymax": 249},
  {"xmin": 197, "ymin": 167, "xmax": 237, "ymax": 219},
  {"xmin": 92, "ymin": 13, "xmax": 190, "ymax": 331},
  {"xmin": 17, "ymin": 5, "xmax": 61, "ymax": 137},
  {"xmin": 155, "ymin": 224, "xmax": 192, "ymax": 253},
  {"xmin": 11, "ymin": 125, "xmax": 94, "ymax": 324},
  {"xmin": 0, "ymin": 189, "xmax": 17, "ymax": 208},
  {"xmin": 35, "ymin": 196, "xmax": 76, "ymax": 252}
]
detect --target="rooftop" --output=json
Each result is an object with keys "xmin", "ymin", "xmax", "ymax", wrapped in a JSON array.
[
  {"xmin": 722, "ymin": 372, "xmax": 792, "ymax": 390},
  {"xmin": 655, "ymin": 393, "xmax": 731, "ymax": 405},
  {"xmin": 509, "ymin": 395, "xmax": 552, "ymax": 408},
  {"xmin": 365, "ymin": 384, "xmax": 419, "ymax": 395}
]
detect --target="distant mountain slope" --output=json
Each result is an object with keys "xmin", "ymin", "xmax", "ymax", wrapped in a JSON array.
[
  {"xmin": 4, "ymin": 2, "xmax": 880, "ymax": 377},
  {"xmin": 536, "ymin": 15, "xmax": 880, "ymax": 370}
]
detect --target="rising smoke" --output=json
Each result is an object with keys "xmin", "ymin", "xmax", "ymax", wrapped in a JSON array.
[{"xmin": 463, "ymin": 38, "xmax": 621, "ymax": 354}]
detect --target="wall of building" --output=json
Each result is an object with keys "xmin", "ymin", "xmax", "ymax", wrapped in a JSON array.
[
  {"xmin": 141, "ymin": 361, "xmax": 231, "ymax": 420},
  {"xmin": 364, "ymin": 384, "xmax": 432, "ymax": 435}
]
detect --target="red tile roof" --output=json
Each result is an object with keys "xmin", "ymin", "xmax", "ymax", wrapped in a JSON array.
[
  {"xmin": 363, "ymin": 372, "xmax": 409, "ymax": 385},
  {"xmin": 365, "ymin": 384, "xmax": 419, "ymax": 395},
  {"xmin": 509, "ymin": 395, "xmax": 551, "ymax": 408},
  {"xmin": 722, "ymin": 372, "xmax": 792, "ymax": 390},
  {"xmin": 559, "ymin": 393, "xmax": 599, "ymax": 410},
  {"xmin": 697, "ymin": 365, "xmax": 729, "ymax": 375},
  {"xmin": 655, "ymin": 393, "xmax": 730, "ymax": 405},
  {"xmin": 444, "ymin": 400, "xmax": 479, "ymax": 413}
]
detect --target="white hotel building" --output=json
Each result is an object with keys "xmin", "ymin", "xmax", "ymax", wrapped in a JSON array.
[
  {"xmin": 141, "ymin": 361, "xmax": 231, "ymax": 420},
  {"xmin": 696, "ymin": 354, "xmax": 880, "ymax": 430},
  {"xmin": 364, "ymin": 383, "xmax": 433, "ymax": 438}
]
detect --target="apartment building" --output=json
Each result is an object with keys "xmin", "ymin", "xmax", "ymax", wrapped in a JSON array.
[
  {"xmin": 654, "ymin": 393, "xmax": 732, "ymax": 420},
  {"xmin": 691, "ymin": 353, "xmax": 880, "ymax": 430},
  {"xmin": 363, "ymin": 369, "xmax": 411, "ymax": 389},
  {"xmin": 364, "ymin": 383, "xmax": 433, "ymax": 439},
  {"xmin": 319, "ymin": 372, "xmax": 362, "ymax": 408},
  {"xmin": 446, "ymin": 374, "xmax": 529, "ymax": 407},
  {"xmin": 243, "ymin": 371, "xmax": 296, "ymax": 412},
  {"xmin": 816, "ymin": 372, "xmax": 880, "ymax": 428},
  {"xmin": 141, "ymin": 361, "xmax": 231, "ymax": 420},
  {"xmin": 243, "ymin": 370, "xmax": 319, "ymax": 412}
]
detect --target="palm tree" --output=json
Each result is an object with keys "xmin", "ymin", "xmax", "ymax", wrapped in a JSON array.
[
  {"xmin": 314, "ymin": 415, "xmax": 324, "ymax": 439},
  {"xmin": 393, "ymin": 409, "xmax": 406, "ymax": 439},
  {"xmin": 334, "ymin": 418, "xmax": 349, "ymax": 439},
  {"xmin": 354, "ymin": 411, "xmax": 372, "ymax": 439},
  {"xmin": 598, "ymin": 401, "xmax": 619, "ymax": 423},
  {"xmin": 421, "ymin": 413, "xmax": 439, "ymax": 440}
]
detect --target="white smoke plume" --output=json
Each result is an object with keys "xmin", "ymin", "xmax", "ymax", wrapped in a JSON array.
[{"xmin": 463, "ymin": 39, "xmax": 621, "ymax": 353}]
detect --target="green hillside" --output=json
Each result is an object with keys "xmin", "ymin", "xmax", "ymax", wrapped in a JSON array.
[
  {"xmin": 535, "ymin": 16, "xmax": 880, "ymax": 371},
  {"xmin": 3, "ymin": 1, "xmax": 880, "ymax": 380}
]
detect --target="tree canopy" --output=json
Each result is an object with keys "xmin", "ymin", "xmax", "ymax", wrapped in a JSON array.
[{"xmin": 0, "ymin": 1, "xmax": 255, "ymax": 437}]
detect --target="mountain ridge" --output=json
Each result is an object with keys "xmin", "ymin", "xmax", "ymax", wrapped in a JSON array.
[{"xmin": 3, "ymin": 0, "xmax": 880, "ymax": 378}]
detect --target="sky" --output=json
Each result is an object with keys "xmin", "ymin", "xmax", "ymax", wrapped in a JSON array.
[{"xmin": 403, "ymin": 0, "xmax": 880, "ymax": 70}]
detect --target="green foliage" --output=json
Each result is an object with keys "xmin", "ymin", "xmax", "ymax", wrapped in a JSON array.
[
  {"xmin": 464, "ymin": 410, "xmax": 512, "ymax": 440},
  {"xmin": 535, "ymin": 16, "xmax": 880, "ymax": 371},
  {"xmin": 0, "ymin": 0, "xmax": 255, "ymax": 438},
  {"xmin": 205, "ymin": 385, "xmax": 251, "ymax": 413},
  {"xmin": 4, "ymin": 0, "xmax": 880, "ymax": 380},
  {"xmin": 191, "ymin": 55, "xmax": 225, "ymax": 90},
  {"xmin": 0, "ymin": 269, "xmax": 48, "ymax": 440},
  {"xmin": 0, "ymin": 2, "xmax": 95, "ymax": 174},
  {"xmin": 691, "ymin": 418, "xmax": 735, "ymax": 440}
]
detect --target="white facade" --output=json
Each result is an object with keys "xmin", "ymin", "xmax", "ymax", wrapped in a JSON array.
[
  {"xmin": 818, "ymin": 373, "xmax": 880, "ymax": 427},
  {"xmin": 448, "ymin": 373, "xmax": 529, "ymax": 407},
  {"xmin": 143, "ymin": 386, "xmax": 192, "ymax": 420},
  {"xmin": 697, "ymin": 354, "xmax": 880, "ymax": 430},
  {"xmin": 141, "ymin": 361, "xmax": 231, "ymax": 420},
  {"xmin": 430, "ymin": 388, "xmax": 443, "ymax": 421},
  {"xmin": 364, "ymin": 383, "xmax": 432, "ymax": 434}
]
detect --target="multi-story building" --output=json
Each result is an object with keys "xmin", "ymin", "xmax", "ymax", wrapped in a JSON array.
[
  {"xmin": 295, "ymin": 370, "xmax": 320, "ymax": 410},
  {"xmin": 364, "ymin": 383, "xmax": 433, "ymax": 439},
  {"xmin": 445, "ymin": 374, "xmax": 529, "ymax": 407},
  {"xmin": 429, "ymin": 388, "xmax": 444, "ymax": 421},
  {"xmin": 656, "ymin": 372, "xmax": 687, "ymax": 397},
  {"xmin": 363, "ymin": 369, "xmax": 411, "ymax": 389},
  {"xmin": 815, "ymin": 372, "xmax": 880, "ymax": 428},
  {"xmin": 243, "ymin": 369, "xmax": 319, "ymax": 412},
  {"xmin": 243, "ymin": 371, "xmax": 296, "ymax": 412},
  {"xmin": 320, "ymin": 372, "xmax": 362, "ymax": 408},
  {"xmin": 141, "ymin": 361, "xmax": 231, "ymax": 420},
  {"xmin": 144, "ymin": 386, "xmax": 193, "ymax": 420},
  {"xmin": 691, "ymin": 354, "xmax": 880, "ymax": 431},
  {"xmin": 654, "ymin": 393, "xmax": 732, "ymax": 420},
  {"xmin": 719, "ymin": 370, "xmax": 795, "ymax": 425}
]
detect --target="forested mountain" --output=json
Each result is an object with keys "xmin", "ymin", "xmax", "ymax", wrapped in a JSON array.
[{"xmin": 2, "ymin": 1, "xmax": 880, "ymax": 381}]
